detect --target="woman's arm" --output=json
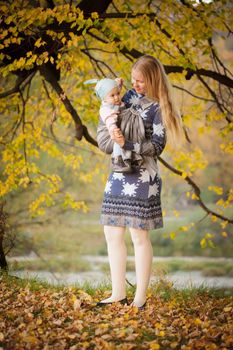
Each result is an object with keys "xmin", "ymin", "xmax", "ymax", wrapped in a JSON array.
[{"xmin": 97, "ymin": 119, "xmax": 114, "ymax": 154}]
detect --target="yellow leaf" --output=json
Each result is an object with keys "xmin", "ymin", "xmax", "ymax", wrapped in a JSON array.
[
  {"xmin": 154, "ymin": 322, "xmax": 162, "ymax": 329},
  {"xmin": 194, "ymin": 318, "xmax": 202, "ymax": 325},
  {"xmin": 150, "ymin": 342, "xmax": 160, "ymax": 350},
  {"xmin": 181, "ymin": 171, "xmax": 187, "ymax": 179},
  {"xmin": 221, "ymin": 232, "xmax": 228, "ymax": 237},
  {"xmin": 211, "ymin": 215, "xmax": 218, "ymax": 222},
  {"xmin": 91, "ymin": 12, "xmax": 99, "ymax": 19},
  {"xmin": 170, "ymin": 232, "xmax": 176, "ymax": 240},
  {"xmin": 34, "ymin": 38, "xmax": 45, "ymax": 48},
  {"xmin": 191, "ymin": 193, "xmax": 198, "ymax": 200},
  {"xmin": 36, "ymin": 318, "xmax": 42, "ymax": 325},
  {"xmin": 208, "ymin": 186, "xmax": 223, "ymax": 195},
  {"xmin": 70, "ymin": 293, "xmax": 77, "ymax": 302},
  {"xmin": 220, "ymin": 221, "xmax": 228, "ymax": 229},
  {"xmin": 205, "ymin": 343, "xmax": 217, "ymax": 350},
  {"xmin": 223, "ymin": 306, "xmax": 232, "ymax": 312},
  {"xmin": 200, "ymin": 238, "xmax": 206, "ymax": 249}
]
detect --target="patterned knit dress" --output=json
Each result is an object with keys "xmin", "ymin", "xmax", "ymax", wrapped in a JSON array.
[{"xmin": 99, "ymin": 89, "xmax": 166, "ymax": 230}]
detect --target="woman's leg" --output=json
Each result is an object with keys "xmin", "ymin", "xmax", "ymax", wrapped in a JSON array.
[
  {"xmin": 129, "ymin": 228, "xmax": 153, "ymax": 307},
  {"xmin": 100, "ymin": 225, "xmax": 127, "ymax": 303}
]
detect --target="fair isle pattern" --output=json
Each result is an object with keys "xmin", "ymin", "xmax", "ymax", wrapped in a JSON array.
[
  {"xmin": 100, "ymin": 196, "xmax": 163, "ymax": 230},
  {"xmin": 100, "ymin": 89, "xmax": 166, "ymax": 230},
  {"xmin": 101, "ymin": 167, "xmax": 163, "ymax": 229},
  {"xmin": 101, "ymin": 214, "xmax": 163, "ymax": 230}
]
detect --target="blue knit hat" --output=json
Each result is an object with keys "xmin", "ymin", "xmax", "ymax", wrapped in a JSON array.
[{"xmin": 84, "ymin": 78, "xmax": 118, "ymax": 100}]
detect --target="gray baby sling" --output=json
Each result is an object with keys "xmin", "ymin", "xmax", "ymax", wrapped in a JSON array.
[{"xmin": 118, "ymin": 105, "xmax": 145, "ymax": 166}]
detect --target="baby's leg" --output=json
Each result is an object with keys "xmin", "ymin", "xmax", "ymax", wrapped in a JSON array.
[{"xmin": 113, "ymin": 142, "xmax": 123, "ymax": 157}]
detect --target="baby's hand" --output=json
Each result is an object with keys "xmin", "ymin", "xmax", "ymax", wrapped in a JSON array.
[
  {"xmin": 115, "ymin": 77, "xmax": 124, "ymax": 90},
  {"xmin": 112, "ymin": 128, "xmax": 125, "ymax": 147}
]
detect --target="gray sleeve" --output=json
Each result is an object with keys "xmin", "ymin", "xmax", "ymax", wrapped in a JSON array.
[{"xmin": 96, "ymin": 120, "xmax": 114, "ymax": 154}]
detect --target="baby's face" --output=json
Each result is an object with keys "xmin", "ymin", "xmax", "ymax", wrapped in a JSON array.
[{"xmin": 104, "ymin": 87, "xmax": 121, "ymax": 105}]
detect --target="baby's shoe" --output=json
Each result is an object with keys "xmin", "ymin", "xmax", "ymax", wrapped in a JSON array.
[
  {"xmin": 131, "ymin": 159, "xmax": 144, "ymax": 171},
  {"xmin": 112, "ymin": 156, "xmax": 132, "ymax": 173}
]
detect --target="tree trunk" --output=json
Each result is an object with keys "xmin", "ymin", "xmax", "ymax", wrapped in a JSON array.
[{"xmin": 0, "ymin": 202, "xmax": 8, "ymax": 271}]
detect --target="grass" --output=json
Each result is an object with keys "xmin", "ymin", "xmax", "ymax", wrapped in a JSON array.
[
  {"xmin": 2, "ymin": 272, "xmax": 233, "ymax": 299},
  {"xmin": 9, "ymin": 255, "xmax": 92, "ymax": 273},
  {"xmin": 151, "ymin": 259, "xmax": 233, "ymax": 277}
]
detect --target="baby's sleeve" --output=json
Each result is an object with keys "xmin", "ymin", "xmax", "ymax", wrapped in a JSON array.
[{"xmin": 100, "ymin": 105, "xmax": 118, "ymax": 133}]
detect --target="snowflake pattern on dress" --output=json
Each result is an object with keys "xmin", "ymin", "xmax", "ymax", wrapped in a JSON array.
[
  {"xmin": 140, "ymin": 109, "xmax": 150, "ymax": 120},
  {"xmin": 138, "ymin": 169, "xmax": 150, "ymax": 183},
  {"xmin": 128, "ymin": 95, "xmax": 141, "ymax": 106},
  {"xmin": 105, "ymin": 180, "xmax": 112, "ymax": 194},
  {"xmin": 122, "ymin": 183, "xmax": 138, "ymax": 197},
  {"xmin": 153, "ymin": 123, "xmax": 165, "ymax": 137},
  {"xmin": 148, "ymin": 182, "xmax": 159, "ymax": 198},
  {"xmin": 112, "ymin": 172, "xmax": 125, "ymax": 181}
]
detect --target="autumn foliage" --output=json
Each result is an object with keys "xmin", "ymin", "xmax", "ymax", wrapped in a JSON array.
[{"xmin": 1, "ymin": 276, "xmax": 233, "ymax": 350}]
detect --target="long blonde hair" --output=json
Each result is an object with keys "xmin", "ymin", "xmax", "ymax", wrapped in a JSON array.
[{"xmin": 132, "ymin": 55, "xmax": 183, "ymax": 147}]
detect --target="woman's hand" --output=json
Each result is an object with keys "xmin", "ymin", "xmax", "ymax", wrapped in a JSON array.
[{"xmin": 111, "ymin": 128, "xmax": 125, "ymax": 147}]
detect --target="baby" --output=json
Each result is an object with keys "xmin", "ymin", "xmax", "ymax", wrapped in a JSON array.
[{"xmin": 85, "ymin": 77, "xmax": 134, "ymax": 173}]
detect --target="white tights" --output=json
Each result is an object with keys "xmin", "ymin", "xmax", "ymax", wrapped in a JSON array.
[{"xmin": 101, "ymin": 225, "xmax": 153, "ymax": 307}]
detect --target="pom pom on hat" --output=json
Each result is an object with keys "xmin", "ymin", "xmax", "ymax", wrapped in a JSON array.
[{"xmin": 84, "ymin": 78, "xmax": 118, "ymax": 100}]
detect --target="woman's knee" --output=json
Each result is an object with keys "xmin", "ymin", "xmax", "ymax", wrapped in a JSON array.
[
  {"xmin": 104, "ymin": 226, "xmax": 125, "ymax": 244},
  {"xmin": 130, "ymin": 228, "xmax": 149, "ymax": 246}
]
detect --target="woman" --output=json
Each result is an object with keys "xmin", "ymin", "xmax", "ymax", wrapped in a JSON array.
[{"xmin": 96, "ymin": 55, "xmax": 183, "ymax": 309}]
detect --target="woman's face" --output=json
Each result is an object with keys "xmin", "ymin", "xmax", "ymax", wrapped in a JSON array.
[{"xmin": 131, "ymin": 69, "xmax": 146, "ymax": 95}]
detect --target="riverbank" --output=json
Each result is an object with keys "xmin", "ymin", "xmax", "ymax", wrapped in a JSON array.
[{"xmin": 7, "ymin": 254, "xmax": 233, "ymax": 290}]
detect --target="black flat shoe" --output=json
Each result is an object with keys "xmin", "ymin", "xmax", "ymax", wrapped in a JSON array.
[
  {"xmin": 138, "ymin": 301, "xmax": 147, "ymax": 310},
  {"xmin": 96, "ymin": 297, "xmax": 128, "ymax": 307},
  {"xmin": 131, "ymin": 301, "xmax": 147, "ymax": 310}
]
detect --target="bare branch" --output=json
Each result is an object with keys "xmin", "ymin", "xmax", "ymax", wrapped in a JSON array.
[
  {"xmin": 197, "ymin": 75, "xmax": 232, "ymax": 123},
  {"xmin": 42, "ymin": 134, "xmax": 99, "ymax": 154},
  {"xmin": 42, "ymin": 79, "xmax": 60, "ymax": 143},
  {"xmin": 39, "ymin": 64, "xmax": 84, "ymax": 140},
  {"xmin": 158, "ymin": 156, "xmax": 233, "ymax": 224},
  {"xmin": 81, "ymin": 48, "xmax": 117, "ymax": 77},
  {"xmin": 0, "ymin": 72, "xmax": 36, "ymax": 99},
  {"xmin": 39, "ymin": 64, "xmax": 98, "ymax": 146},
  {"xmin": 19, "ymin": 90, "xmax": 31, "ymax": 182},
  {"xmin": 173, "ymin": 84, "xmax": 215, "ymax": 103}
]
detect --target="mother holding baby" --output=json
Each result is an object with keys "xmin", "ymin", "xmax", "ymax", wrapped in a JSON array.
[{"xmin": 96, "ymin": 55, "xmax": 183, "ymax": 309}]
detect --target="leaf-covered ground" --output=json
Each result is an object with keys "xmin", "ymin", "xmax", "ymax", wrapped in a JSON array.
[{"xmin": 1, "ymin": 275, "xmax": 233, "ymax": 350}]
